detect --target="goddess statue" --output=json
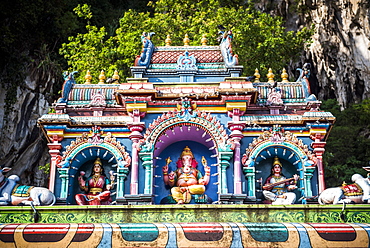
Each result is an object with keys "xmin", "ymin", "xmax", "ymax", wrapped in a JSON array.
[
  {"xmin": 75, "ymin": 158, "xmax": 115, "ymax": 205},
  {"xmin": 262, "ymin": 157, "xmax": 299, "ymax": 205},
  {"xmin": 162, "ymin": 146, "xmax": 211, "ymax": 204}
]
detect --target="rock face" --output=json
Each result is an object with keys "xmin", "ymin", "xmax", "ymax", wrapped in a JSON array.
[
  {"xmin": 257, "ymin": 0, "xmax": 370, "ymax": 109},
  {"xmin": 0, "ymin": 0, "xmax": 369, "ymax": 186},
  {"xmin": 0, "ymin": 75, "xmax": 55, "ymax": 187}
]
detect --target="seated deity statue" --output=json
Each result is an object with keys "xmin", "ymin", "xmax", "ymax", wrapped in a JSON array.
[
  {"xmin": 75, "ymin": 158, "xmax": 115, "ymax": 205},
  {"xmin": 162, "ymin": 146, "xmax": 211, "ymax": 204},
  {"xmin": 262, "ymin": 157, "xmax": 299, "ymax": 205}
]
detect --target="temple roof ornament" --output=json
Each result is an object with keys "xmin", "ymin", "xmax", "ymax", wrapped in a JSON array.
[
  {"xmin": 135, "ymin": 32, "xmax": 155, "ymax": 67},
  {"xmin": 84, "ymin": 70, "xmax": 92, "ymax": 84},
  {"xmin": 88, "ymin": 125, "xmax": 103, "ymax": 144},
  {"xmin": 281, "ymin": 68, "xmax": 289, "ymax": 83},
  {"xmin": 111, "ymin": 70, "xmax": 120, "ymax": 84},
  {"xmin": 201, "ymin": 34, "xmax": 208, "ymax": 46},
  {"xmin": 183, "ymin": 34, "xmax": 190, "ymax": 46},
  {"xmin": 176, "ymin": 97, "xmax": 197, "ymax": 121},
  {"xmin": 219, "ymin": 30, "xmax": 238, "ymax": 67},
  {"xmin": 296, "ymin": 63, "xmax": 317, "ymax": 102},
  {"xmin": 254, "ymin": 69, "xmax": 260, "ymax": 82},
  {"xmin": 176, "ymin": 51, "xmax": 198, "ymax": 71},
  {"xmin": 165, "ymin": 34, "xmax": 171, "ymax": 46},
  {"xmin": 266, "ymin": 86, "xmax": 284, "ymax": 106},
  {"xmin": 267, "ymin": 68, "xmax": 275, "ymax": 83},
  {"xmin": 88, "ymin": 90, "xmax": 107, "ymax": 107},
  {"xmin": 98, "ymin": 70, "xmax": 106, "ymax": 84},
  {"xmin": 57, "ymin": 71, "xmax": 78, "ymax": 103}
]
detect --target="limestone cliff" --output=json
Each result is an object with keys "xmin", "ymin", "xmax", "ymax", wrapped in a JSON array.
[
  {"xmin": 0, "ymin": 74, "xmax": 56, "ymax": 187},
  {"xmin": 257, "ymin": 0, "xmax": 370, "ymax": 109}
]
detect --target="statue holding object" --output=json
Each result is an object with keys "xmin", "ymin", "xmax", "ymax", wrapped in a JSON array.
[
  {"xmin": 162, "ymin": 146, "xmax": 211, "ymax": 204},
  {"xmin": 263, "ymin": 157, "xmax": 299, "ymax": 205},
  {"xmin": 75, "ymin": 158, "xmax": 115, "ymax": 205}
]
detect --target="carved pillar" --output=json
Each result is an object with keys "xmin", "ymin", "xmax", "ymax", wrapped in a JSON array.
[
  {"xmin": 219, "ymin": 151, "xmax": 233, "ymax": 194},
  {"xmin": 57, "ymin": 168, "xmax": 69, "ymax": 199},
  {"xmin": 116, "ymin": 167, "xmax": 129, "ymax": 198},
  {"xmin": 311, "ymin": 133, "xmax": 326, "ymax": 193},
  {"xmin": 47, "ymin": 135, "xmax": 63, "ymax": 193},
  {"xmin": 228, "ymin": 123, "xmax": 245, "ymax": 194},
  {"xmin": 243, "ymin": 167, "xmax": 256, "ymax": 200},
  {"xmin": 303, "ymin": 166, "xmax": 316, "ymax": 198},
  {"xmin": 218, "ymin": 151, "xmax": 233, "ymax": 204},
  {"xmin": 128, "ymin": 123, "xmax": 145, "ymax": 195}
]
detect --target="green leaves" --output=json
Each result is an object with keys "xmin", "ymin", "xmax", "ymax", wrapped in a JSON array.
[
  {"xmin": 60, "ymin": 0, "xmax": 313, "ymax": 83},
  {"xmin": 322, "ymin": 99, "xmax": 370, "ymax": 187}
]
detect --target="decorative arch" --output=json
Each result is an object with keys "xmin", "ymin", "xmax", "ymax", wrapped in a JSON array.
[
  {"xmin": 56, "ymin": 130, "xmax": 131, "ymax": 203},
  {"xmin": 241, "ymin": 127, "xmax": 318, "ymax": 202},
  {"xmin": 138, "ymin": 110, "xmax": 233, "ymax": 198},
  {"xmin": 141, "ymin": 110, "xmax": 229, "ymax": 153}
]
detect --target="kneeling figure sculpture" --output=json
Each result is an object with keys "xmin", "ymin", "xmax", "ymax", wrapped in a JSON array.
[
  {"xmin": 0, "ymin": 167, "xmax": 56, "ymax": 206},
  {"xmin": 318, "ymin": 174, "xmax": 370, "ymax": 204}
]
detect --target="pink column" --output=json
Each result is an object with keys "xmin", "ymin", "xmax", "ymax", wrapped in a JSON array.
[
  {"xmin": 311, "ymin": 133, "xmax": 326, "ymax": 193},
  {"xmin": 128, "ymin": 124, "xmax": 144, "ymax": 195},
  {"xmin": 228, "ymin": 122, "xmax": 246, "ymax": 194},
  {"xmin": 47, "ymin": 135, "xmax": 63, "ymax": 193}
]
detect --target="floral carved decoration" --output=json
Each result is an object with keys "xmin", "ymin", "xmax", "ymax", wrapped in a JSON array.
[
  {"xmin": 242, "ymin": 124, "xmax": 317, "ymax": 167},
  {"xmin": 56, "ymin": 127, "xmax": 131, "ymax": 168},
  {"xmin": 139, "ymin": 109, "xmax": 228, "ymax": 152}
]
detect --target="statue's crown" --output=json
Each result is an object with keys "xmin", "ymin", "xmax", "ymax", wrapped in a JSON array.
[
  {"xmin": 181, "ymin": 146, "xmax": 194, "ymax": 158},
  {"xmin": 273, "ymin": 156, "xmax": 282, "ymax": 167},
  {"xmin": 94, "ymin": 158, "xmax": 102, "ymax": 166}
]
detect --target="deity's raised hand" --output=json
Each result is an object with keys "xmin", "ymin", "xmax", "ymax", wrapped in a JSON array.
[
  {"xmin": 162, "ymin": 165, "xmax": 168, "ymax": 174},
  {"xmin": 78, "ymin": 171, "xmax": 86, "ymax": 186},
  {"xmin": 201, "ymin": 156, "xmax": 211, "ymax": 174}
]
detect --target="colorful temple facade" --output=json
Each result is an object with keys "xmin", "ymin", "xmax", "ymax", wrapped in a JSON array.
[
  {"xmin": 3, "ymin": 33, "xmax": 370, "ymax": 248},
  {"xmin": 38, "ymin": 32, "xmax": 334, "ymax": 206}
]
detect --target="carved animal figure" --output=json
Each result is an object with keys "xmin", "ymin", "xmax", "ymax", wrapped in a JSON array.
[
  {"xmin": 0, "ymin": 167, "xmax": 56, "ymax": 206},
  {"xmin": 318, "ymin": 174, "xmax": 370, "ymax": 204}
]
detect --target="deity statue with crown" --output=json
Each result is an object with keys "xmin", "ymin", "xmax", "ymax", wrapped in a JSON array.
[
  {"xmin": 75, "ymin": 158, "xmax": 115, "ymax": 205},
  {"xmin": 162, "ymin": 146, "xmax": 211, "ymax": 204},
  {"xmin": 262, "ymin": 157, "xmax": 299, "ymax": 205}
]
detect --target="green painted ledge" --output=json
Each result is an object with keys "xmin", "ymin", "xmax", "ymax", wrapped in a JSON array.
[{"xmin": 0, "ymin": 204, "xmax": 369, "ymax": 224}]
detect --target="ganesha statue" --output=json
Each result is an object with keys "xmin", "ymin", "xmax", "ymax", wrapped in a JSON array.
[{"xmin": 162, "ymin": 146, "xmax": 211, "ymax": 204}]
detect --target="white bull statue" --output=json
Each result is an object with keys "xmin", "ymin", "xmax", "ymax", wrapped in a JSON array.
[
  {"xmin": 0, "ymin": 167, "xmax": 56, "ymax": 206},
  {"xmin": 318, "ymin": 174, "xmax": 370, "ymax": 204}
]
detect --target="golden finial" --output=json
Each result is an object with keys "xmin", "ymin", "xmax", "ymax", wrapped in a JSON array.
[
  {"xmin": 165, "ymin": 34, "xmax": 172, "ymax": 46},
  {"xmin": 84, "ymin": 70, "xmax": 92, "ymax": 84},
  {"xmin": 267, "ymin": 68, "xmax": 275, "ymax": 83},
  {"xmin": 201, "ymin": 34, "xmax": 207, "ymax": 46},
  {"xmin": 112, "ymin": 70, "xmax": 120, "ymax": 84},
  {"xmin": 254, "ymin": 68, "xmax": 260, "ymax": 82},
  {"xmin": 183, "ymin": 34, "xmax": 190, "ymax": 46},
  {"xmin": 281, "ymin": 68, "xmax": 289, "ymax": 83},
  {"xmin": 98, "ymin": 70, "xmax": 106, "ymax": 84}
]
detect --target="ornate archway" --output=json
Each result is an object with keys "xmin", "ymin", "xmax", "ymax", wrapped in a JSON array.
[
  {"xmin": 242, "ymin": 126, "xmax": 318, "ymax": 202},
  {"xmin": 56, "ymin": 128, "xmax": 131, "ymax": 203},
  {"xmin": 138, "ymin": 109, "xmax": 233, "ymax": 203}
]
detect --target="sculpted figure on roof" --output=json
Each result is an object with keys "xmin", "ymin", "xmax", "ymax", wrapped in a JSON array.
[{"xmin": 135, "ymin": 32, "xmax": 155, "ymax": 67}]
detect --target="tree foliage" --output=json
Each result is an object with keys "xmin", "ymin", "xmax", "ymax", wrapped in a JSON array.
[
  {"xmin": 60, "ymin": 0, "xmax": 313, "ymax": 83},
  {"xmin": 322, "ymin": 99, "xmax": 370, "ymax": 187}
]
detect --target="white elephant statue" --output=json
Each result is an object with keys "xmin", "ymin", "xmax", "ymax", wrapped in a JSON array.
[
  {"xmin": 0, "ymin": 167, "xmax": 56, "ymax": 206},
  {"xmin": 318, "ymin": 174, "xmax": 370, "ymax": 204}
]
